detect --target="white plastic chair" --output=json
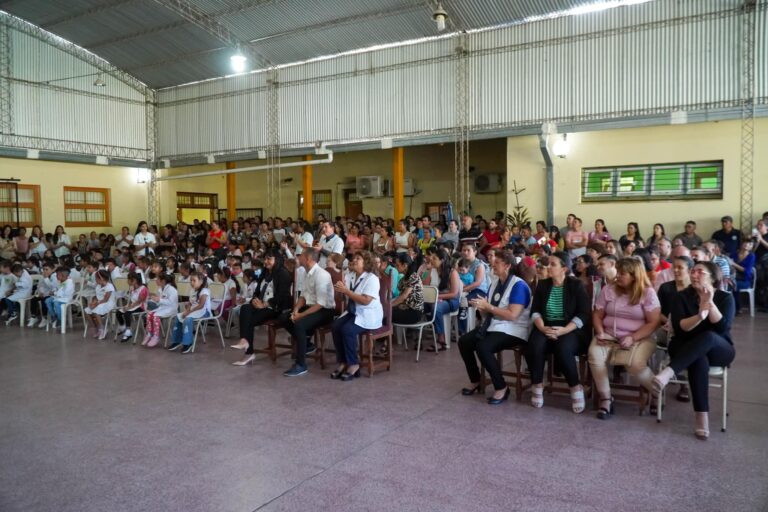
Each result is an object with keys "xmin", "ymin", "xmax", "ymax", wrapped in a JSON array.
[
  {"xmin": 189, "ymin": 282, "xmax": 227, "ymax": 352},
  {"xmin": 656, "ymin": 351, "xmax": 729, "ymax": 432},
  {"xmin": 16, "ymin": 274, "xmax": 43, "ymax": 327},
  {"xmin": 393, "ymin": 285, "xmax": 438, "ymax": 362},
  {"xmin": 738, "ymin": 271, "xmax": 756, "ymax": 317},
  {"xmin": 48, "ymin": 277, "xmax": 84, "ymax": 334}
]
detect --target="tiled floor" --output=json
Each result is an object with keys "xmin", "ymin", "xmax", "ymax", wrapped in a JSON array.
[{"xmin": 1, "ymin": 316, "xmax": 767, "ymax": 512}]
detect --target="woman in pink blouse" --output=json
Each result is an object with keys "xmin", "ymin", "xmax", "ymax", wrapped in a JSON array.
[
  {"xmin": 588, "ymin": 257, "xmax": 661, "ymax": 419},
  {"xmin": 588, "ymin": 218, "xmax": 611, "ymax": 246}
]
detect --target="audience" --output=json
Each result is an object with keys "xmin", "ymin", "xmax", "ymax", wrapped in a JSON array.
[{"xmin": 1, "ymin": 208, "xmax": 757, "ymax": 441}]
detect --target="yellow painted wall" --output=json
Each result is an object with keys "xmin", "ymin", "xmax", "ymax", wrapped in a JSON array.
[
  {"xmin": 0, "ymin": 157, "xmax": 148, "ymax": 236},
  {"xmin": 507, "ymin": 118, "xmax": 768, "ymax": 236},
  {"xmin": 156, "ymin": 164, "xmax": 228, "ymax": 226},
  {"xmin": 156, "ymin": 139, "xmax": 508, "ymax": 222}
]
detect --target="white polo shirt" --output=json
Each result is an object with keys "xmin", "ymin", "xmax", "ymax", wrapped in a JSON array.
[
  {"xmin": 302, "ymin": 263, "xmax": 335, "ymax": 309},
  {"xmin": 343, "ymin": 271, "xmax": 382, "ymax": 330},
  {"xmin": 318, "ymin": 234, "xmax": 344, "ymax": 268}
]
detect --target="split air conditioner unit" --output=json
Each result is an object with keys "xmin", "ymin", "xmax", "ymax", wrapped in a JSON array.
[
  {"xmin": 356, "ymin": 176, "xmax": 385, "ymax": 198},
  {"xmin": 383, "ymin": 178, "xmax": 414, "ymax": 197},
  {"xmin": 473, "ymin": 174, "xmax": 501, "ymax": 193}
]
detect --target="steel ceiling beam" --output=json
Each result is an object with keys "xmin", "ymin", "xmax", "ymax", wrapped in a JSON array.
[
  {"xmin": 41, "ymin": 0, "xmax": 136, "ymax": 29},
  {"xmin": 149, "ymin": 0, "xmax": 272, "ymax": 68},
  {"xmin": 86, "ymin": 0, "xmax": 281, "ymax": 50}
]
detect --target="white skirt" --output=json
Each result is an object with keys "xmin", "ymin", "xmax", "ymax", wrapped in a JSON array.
[
  {"xmin": 85, "ymin": 303, "xmax": 114, "ymax": 316},
  {"xmin": 152, "ymin": 305, "xmax": 178, "ymax": 318}
]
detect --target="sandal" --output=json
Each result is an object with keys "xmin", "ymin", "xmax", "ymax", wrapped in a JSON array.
[
  {"xmin": 426, "ymin": 343, "xmax": 446, "ymax": 353},
  {"xmin": 531, "ymin": 386, "xmax": 544, "ymax": 408},
  {"xmin": 571, "ymin": 389, "xmax": 585, "ymax": 414},
  {"xmin": 596, "ymin": 397, "xmax": 615, "ymax": 420}
]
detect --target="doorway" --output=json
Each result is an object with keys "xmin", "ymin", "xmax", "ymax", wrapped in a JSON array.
[{"xmin": 343, "ymin": 189, "xmax": 363, "ymax": 220}]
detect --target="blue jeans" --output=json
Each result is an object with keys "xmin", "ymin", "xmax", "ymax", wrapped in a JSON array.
[
  {"xmin": 3, "ymin": 298, "xmax": 19, "ymax": 316},
  {"xmin": 44, "ymin": 297, "xmax": 66, "ymax": 322},
  {"xmin": 432, "ymin": 297, "xmax": 459, "ymax": 335},
  {"xmin": 171, "ymin": 312, "xmax": 210, "ymax": 346}
]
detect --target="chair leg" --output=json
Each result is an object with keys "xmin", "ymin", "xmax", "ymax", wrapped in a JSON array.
[
  {"xmin": 215, "ymin": 319, "xmax": 225, "ymax": 348},
  {"xmin": 722, "ymin": 368, "xmax": 728, "ymax": 432},
  {"xmin": 268, "ymin": 326, "xmax": 277, "ymax": 364},
  {"xmin": 415, "ymin": 327, "xmax": 424, "ymax": 362},
  {"xmin": 514, "ymin": 350, "xmax": 523, "ymax": 401},
  {"xmin": 366, "ymin": 336, "xmax": 374, "ymax": 377},
  {"xmin": 387, "ymin": 334, "xmax": 393, "ymax": 371}
]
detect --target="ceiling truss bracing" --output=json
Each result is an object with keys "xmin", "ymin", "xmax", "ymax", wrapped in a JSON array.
[
  {"xmin": 146, "ymin": 88, "xmax": 159, "ymax": 226},
  {"xmin": 453, "ymin": 34, "xmax": 469, "ymax": 216},
  {"xmin": 41, "ymin": 0, "xmax": 136, "ymax": 30},
  {"xmin": 149, "ymin": 0, "xmax": 272, "ymax": 69},
  {"xmin": 266, "ymin": 72, "xmax": 280, "ymax": 217},
  {"xmin": 0, "ymin": 19, "xmax": 12, "ymax": 136},
  {"xmin": 740, "ymin": 0, "xmax": 757, "ymax": 233},
  {"xmin": 0, "ymin": 10, "xmax": 148, "ymax": 94},
  {"xmin": 1, "ymin": 133, "xmax": 147, "ymax": 160}
]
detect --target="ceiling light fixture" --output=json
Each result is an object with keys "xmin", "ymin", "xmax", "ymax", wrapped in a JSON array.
[
  {"xmin": 433, "ymin": 2, "xmax": 448, "ymax": 31},
  {"xmin": 93, "ymin": 74, "xmax": 106, "ymax": 87},
  {"xmin": 230, "ymin": 52, "xmax": 247, "ymax": 73}
]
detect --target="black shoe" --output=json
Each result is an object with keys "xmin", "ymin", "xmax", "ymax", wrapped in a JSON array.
[
  {"xmin": 306, "ymin": 343, "xmax": 317, "ymax": 355},
  {"xmin": 181, "ymin": 344, "xmax": 194, "ymax": 354},
  {"xmin": 330, "ymin": 369, "xmax": 345, "ymax": 379},
  {"xmin": 596, "ymin": 397, "xmax": 615, "ymax": 420},
  {"xmin": 168, "ymin": 343, "xmax": 182, "ymax": 351},
  {"xmin": 487, "ymin": 388, "xmax": 511, "ymax": 405},
  {"xmin": 461, "ymin": 384, "xmax": 481, "ymax": 396},
  {"xmin": 340, "ymin": 369, "xmax": 361, "ymax": 381}
]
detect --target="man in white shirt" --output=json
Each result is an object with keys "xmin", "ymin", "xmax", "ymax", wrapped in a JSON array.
[
  {"xmin": 313, "ymin": 221, "xmax": 344, "ymax": 269},
  {"xmin": 290, "ymin": 221, "xmax": 314, "ymax": 256},
  {"xmin": 279, "ymin": 248, "xmax": 335, "ymax": 377}
]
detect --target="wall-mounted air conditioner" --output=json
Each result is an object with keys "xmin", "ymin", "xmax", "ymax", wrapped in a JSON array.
[
  {"xmin": 473, "ymin": 174, "xmax": 501, "ymax": 194},
  {"xmin": 383, "ymin": 178, "xmax": 414, "ymax": 197},
  {"xmin": 356, "ymin": 176, "xmax": 385, "ymax": 198}
]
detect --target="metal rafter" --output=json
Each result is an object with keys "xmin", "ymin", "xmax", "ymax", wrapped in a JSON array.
[
  {"xmin": 0, "ymin": 19, "xmax": 12, "ymax": 136},
  {"xmin": 41, "ymin": 0, "xmax": 136, "ymax": 29},
  {"xmin": 0, "ymin": 11, "xmax": 148, "ymax": 94},
  {"xmin": 149, "ymin": 0, "xmax": 272, "ymax": 69},
  {"xmin": 0, "ymin": 133, "xmax": 147, "ymax": 160},
  {"xmin": 739, "ymin": 0, "xmax": 756, "ymax": 233},
  {"xmin": 86, "ymin": 0, "xmax": 281, "ymax": 49}
]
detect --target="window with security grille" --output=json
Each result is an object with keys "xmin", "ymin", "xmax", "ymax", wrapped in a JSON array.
[
  {"xmin": 64, "ymin": 187, "xmax": 111, "ymax": 227},
  {"xmin": 0, "ymin": 184, "xmax": 41, "ymax": 227}
]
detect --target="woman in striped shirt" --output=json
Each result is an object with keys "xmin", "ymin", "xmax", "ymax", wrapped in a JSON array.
[{"xmin": 525, "ymin": 252, "xmax": 591, "ymax": 413}]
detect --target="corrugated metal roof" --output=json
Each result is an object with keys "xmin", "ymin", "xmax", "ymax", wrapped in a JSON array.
[{"xmin": 1, "ymin": 0, "xmax": 662, "ymax": 89}]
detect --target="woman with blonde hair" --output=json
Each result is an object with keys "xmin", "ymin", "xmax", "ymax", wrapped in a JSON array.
[{"xmin": 588, "ymin": 257, "xmax": 661, "ymax": 419}]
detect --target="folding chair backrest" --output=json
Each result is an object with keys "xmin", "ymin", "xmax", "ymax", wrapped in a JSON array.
[
  {"xmin": 328, "ymin": 268, "xmax": 345, "ymax": 316},
  {"xmin": 113, "ymin": 277, "xmax": 130, "ymax": 294},
  {"xmin": 147, "ymin": 279, "xmax": 159, "ymax": 294},
  {"xmin": 422, "ymin": 285, "xmax": 439, "ymax": 323},
  {"xmin": 176, "ymin": 281, "xmax": 192, "ymax": 298},
  {"xmin": 208, "ymin": 282, "xmax": 227, "ymax": 317}
]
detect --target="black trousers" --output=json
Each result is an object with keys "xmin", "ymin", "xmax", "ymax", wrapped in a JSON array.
[
  {"xmin": 392, "ymin": 307, "xmax": 422, "ymax": 325},
  {"xmin": 458, "ymin": 329, "xmax": 526, "ymax": 391},
  {"xmin": 526, "ymin": 329, "xmax": 584, "ymax": 387},
  {"xmin": 669, "ymin": 331, "xmax": 735, "ymax": 412},
  {"xmin": 116, "ymin": 309, "xmax": 140, "ymax": 328},
  {"xmin": 277, "ymin": 306, "xmax": 335, "ymax": 366},
  {"xmin": 239, "ymin": 304, "xmax": 279, "ymax": 354},
  {"xmin": 30, "ymin": 296, "xmax": 48, "ymax": 317}
]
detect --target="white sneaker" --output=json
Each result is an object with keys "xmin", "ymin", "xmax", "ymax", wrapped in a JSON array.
[
  {"xmin": 27, "ymin": 316, "xmax": 38, "ymax": 327},
  {"xmin": 50, "ymin": 320, "xmax": 58, "ymax": 329},
  {"xmin": 38, "ymin": 318, "xmax": 48, "ymax": 328},
  {"xmin": 116, "ymin": 325, "xmax": 126, "ymax": 334},
  {"xmin": 98, "ymin": 328, "xmax": 108, "ymax": 341}
]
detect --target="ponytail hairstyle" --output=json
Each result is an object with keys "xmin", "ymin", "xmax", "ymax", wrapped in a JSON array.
[
  {"xmin": 217, "ymin": 267, "xmax": 241, "ymax": 294},
  {"xmin": 394, "ymin": 252, "xmax": 417, "ymax": 282},
  {"xmin": 95, "ymin": 269, "xmax": 111, "ymax": 285}
]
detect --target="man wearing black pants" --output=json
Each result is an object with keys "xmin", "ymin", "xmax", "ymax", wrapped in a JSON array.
[{"xmin": 280, "ymin": 248, "xmax": 335, "ymax": 376}]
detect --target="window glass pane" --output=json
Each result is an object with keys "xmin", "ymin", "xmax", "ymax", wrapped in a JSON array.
[
  {"xmin": 85, "ymin": 191, "xmax": 105, "ymax": 204},
  {"xmin": 689, "ymin": 166, "xmax": 721, "ymax": 191},
  {"xmin": 87, "ymin": 210, "xmax": 106, "ymax": 222},
  {"xmin": 0, "ymin": 207, "xmax": 12, "ymax": 222},
  {"xmin": 584, "ymin": 171, "xmax": 613, "ymax": 195},
  {"xmin": 15, "ymin": 188, "xmax": 34, "ymax": 203},
  {"xmin": 65, "ymin": 209, "xmax": 87, "ymax": 223},
  {"xmin": 0, "ymin": 187, "xmax": 9, "ymax": 203},
  {"xmin": 652, "ymin": 168, "xmax": 682, "ymax": 193},
  {"xmin": 617, "ymin": 169, "xmax": 646, "ymax": 194}
]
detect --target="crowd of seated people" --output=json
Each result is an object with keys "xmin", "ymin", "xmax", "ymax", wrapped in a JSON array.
[{"xmin": 2, "ymin": 208, "xmax": 767, "ymax": 439}]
